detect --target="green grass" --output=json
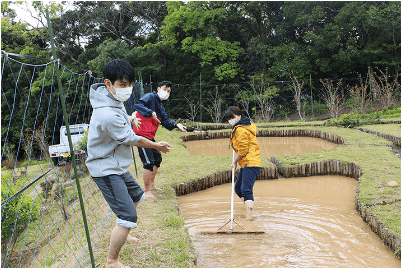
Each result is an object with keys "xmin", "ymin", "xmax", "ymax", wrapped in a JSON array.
[
  {"xmin": 360, "ymin": 123, "xmax": 401, "ymax": 137},
  {"xmin": 258, "ymin": 120, "xmax": 326, "ymax": 127}
]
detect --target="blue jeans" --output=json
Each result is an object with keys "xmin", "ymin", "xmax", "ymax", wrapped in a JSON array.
[{"xmin": 235, "ymin": 166, "xmax": 262, "ymax": 201}]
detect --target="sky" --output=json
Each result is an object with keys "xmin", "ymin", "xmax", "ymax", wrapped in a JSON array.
[
  {"xmin": 7, "ymin": 1, "xmax": 73, "ymax": 29},
  {"xmin": 9, "ymin": 1, "xmax": 45, "ymax": 28}
]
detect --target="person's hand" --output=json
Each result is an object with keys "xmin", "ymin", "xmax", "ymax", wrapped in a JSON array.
[
  {"xmin": 152, "ymin": 111, "xmax": 161, "ymax": 124},
  {"xmin": 231, "ymin": 161, "xmax": 237, "ymax": 170},
  {"xmin": 157, "ymin": 141, "xmax": 172, "ymax": 153},
  {"xmin": 176, "ymin": 123, "xmax": 187, "ymax": 133},
  {"xmin": 131, "ymin": 111, "xmax": 141, "ymax": 130}
]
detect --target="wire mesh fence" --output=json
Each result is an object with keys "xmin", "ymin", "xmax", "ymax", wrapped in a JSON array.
[{"xmin": 0, "ymin": 53, "xmax": 148, "ymax": 268}]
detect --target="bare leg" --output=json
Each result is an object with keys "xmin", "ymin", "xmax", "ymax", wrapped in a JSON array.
[
  {"xmin": 143, "ymin": 166, "xmax": 162, "ymax": 198},
  {"xmin": 143, "ymin": 168, "xmax": 157, "ymax": 199},
  {"xmin": 106, "ymin": 224, "xmax": 130, "ymax": 268},
  {"xmin": 149, "ymin": 166, "xmax": 162, "ymax": 191},
  {"xmin": 245, "ymin": 200, "xmax": 254, "ymax": 221},
  {"xmin": 126, "ymin": 234, "xmax": 140, "ymax": 242},
  {"xmin": 127, "ymin": 203, "xmax": 140, "ymax": 242}
]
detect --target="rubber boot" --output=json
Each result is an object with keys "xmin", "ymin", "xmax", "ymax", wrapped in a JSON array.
[{"xmin": 245, "ymin": 200, "xmax": 254, "ymax": 221}]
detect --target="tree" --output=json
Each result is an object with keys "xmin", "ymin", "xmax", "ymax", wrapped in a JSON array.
[
  {"xmin": 1, "ymin": 6, "xmax": 48, "ymax": 58},
  {"xmin": 250, "ymin": 73, "xmax": 278, "ymax": 122},
  {"xmin": 161, "ymin": 1, "xmax": 243, "ymax": 83},
  {"xmin": 290, "ymin": 73, "xmax": 305, "ymax": 120},
  {"xmin": 367, "ymin": 2, "xmax": 401, "ymax": 77},
  {"xmin": 320, "ymin": 79, "xmax": 344, "ymax": 119},
  {"xmin": 48, "ymin": 1, "xmax": 168, "ymax": 70}
]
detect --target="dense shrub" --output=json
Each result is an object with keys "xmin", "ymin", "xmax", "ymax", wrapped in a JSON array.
[
  {"xmin": 1, "ymin": 172, "xmax": 39, "ymax": 245},
  {"xmin": 304, "ymin": 102, "xmax": 329, "ymax": 116},
  {"xmin": 77, "ymin": 129, "xmax": 88, "ymax": 152},
  {"xmin": 324, "ymin": 107, "xmax": 401, "ymax": 127}
]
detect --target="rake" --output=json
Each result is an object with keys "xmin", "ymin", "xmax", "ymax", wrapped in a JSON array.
[{"xmin": 199, "ymin": 149, "xmax": 265, "ymax": 235}]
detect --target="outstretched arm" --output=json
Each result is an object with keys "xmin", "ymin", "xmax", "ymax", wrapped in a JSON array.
[
  {"xmin": 136, "ymin": 138, "xmax": 172, "ymax": 153},
  {"xmin": 175, "ymin": 123, "xmax": 187, "ymax": 133}
]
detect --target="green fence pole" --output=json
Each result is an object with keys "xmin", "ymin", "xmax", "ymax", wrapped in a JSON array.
[
  {"xmin": 369, "ymin": 68, "xmax": 373, "ymax": 110},
  {"xmin": 310, "ymin": 74, "xmax": 313, "ymax": 118},
  {"xmin": 131, "ymin": 147, "xmax": 138, "ymax": 178},
  {"xmin": 102, "ymin": 42, "xmax": 107, "ymax": 65},
  {"xmin": 199, "ymin": 73, "xmax": 202, "ymax": 122},
  {"xmin": 45, "ymin": 9, "xmax": 96, "ymax": 268}
]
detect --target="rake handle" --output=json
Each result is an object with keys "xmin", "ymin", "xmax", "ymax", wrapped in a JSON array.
[{"xmin": 230, "ymin": 149, "xmax": 235, "ymax": 231}]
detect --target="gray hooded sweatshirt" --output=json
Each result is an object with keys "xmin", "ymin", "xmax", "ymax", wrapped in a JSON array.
[{"xmin": 85, "ymin": 83, "xmax": 140, "ymax": 177}]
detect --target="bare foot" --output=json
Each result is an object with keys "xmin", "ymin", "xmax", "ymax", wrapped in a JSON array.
[
  {"xmin": 145, "ymin": 191, "xmax": 156, "ymax": 199},
  {"xmin": 151, "ymin": 186, "xmax": 162, "ymax": 191},
  {"xmin": 126, "ymin": 234, "xmax": 140, "ymax": 243},
  {"xmin": 106, "ymin": 260, "xmax": 130, "ymax": 268}
]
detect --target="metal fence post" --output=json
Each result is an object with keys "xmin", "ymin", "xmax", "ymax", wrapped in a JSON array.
[{"xmin": 45, "ymin": 9, "xmax": 95, "ymax": 268}]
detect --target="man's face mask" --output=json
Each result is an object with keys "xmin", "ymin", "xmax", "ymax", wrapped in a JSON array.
[
  {"xmin": 158, "ymin": 90, "xmax": 170, "ymax": 101},
  {"xmin": 111, "ymin": 84, "xmax": 133, "ymax": 102}
]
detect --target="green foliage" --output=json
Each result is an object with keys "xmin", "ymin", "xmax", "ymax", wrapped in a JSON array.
[
  {"xmin": 18, "ymin": 159, "xmax": 45, "ymax": 168},
  {"xmin": 268, "ymin": 42, "xmax": 313, "ymax": 80},
  {"xmin": 1, "ymin": 172, "xmax": 39, "ymax": 244},
  {"xmin": 324, "ymin": 107, "xmax": 401, "ymax": 127},
  {"xmin": 77, "ymin": 129, "xmax": 89, "ymax": 152},
  {"xmin": 304, "ymin": 102, "xmax": 329, "ymax": 116},
  {"xmin": 1, "ymin": 17, "xmax": 48, "ymax": 58},
  {"xmin": 161, "ymin": 1, "xmax": 243, "ymax": 82},
  {"xmin": 325, "ymin": 113, "xmax": 364, "ymax": 127},
  {"xmin": 87, "ymin": 39, "xmax": 130, "ymax": 72}
]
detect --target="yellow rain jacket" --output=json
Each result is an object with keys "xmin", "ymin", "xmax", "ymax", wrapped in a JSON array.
[{"xmin": 230, "ymin": 117, "xmax": 262, "ymax": 169}]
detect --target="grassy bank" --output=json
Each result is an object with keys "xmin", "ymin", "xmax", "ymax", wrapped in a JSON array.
[{"xmin": 359, "ymin": 123, "xmax": 401, "ymax": 137}]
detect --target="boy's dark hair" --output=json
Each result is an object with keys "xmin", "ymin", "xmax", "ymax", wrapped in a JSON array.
[
  {"xmin": 102, "ymin": 59, "xmax": 135, "ymax": 85},
  {"xmin": 158, "ymin": 81, "xmax": 173, "ymax": 89},
  {"xmin": 225, "ymin": 106, "xmax": 242, "ymax": 120}
]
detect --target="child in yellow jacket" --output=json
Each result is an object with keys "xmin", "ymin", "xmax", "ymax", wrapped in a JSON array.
[{"xmin": 225, "ymin": 106, "xmax": 262, "ymax": 221}]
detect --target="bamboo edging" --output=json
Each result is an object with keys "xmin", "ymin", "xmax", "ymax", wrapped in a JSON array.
[
  {"xmin": 357, "ymin": 127, "xmax": 401, "ymax": 148},
  {"xmin": 174, "ymin": 129, "xmax": 401, "ymax": 259}
]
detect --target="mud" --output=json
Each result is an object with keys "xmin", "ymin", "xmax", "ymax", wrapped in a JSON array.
[
  {"xmin": 178, "ymin": 176, "xmax": 401, "ymax": 267},
  {"xmin": 179, "ymin": 137, "xmax": 401, "ymax": 267}
]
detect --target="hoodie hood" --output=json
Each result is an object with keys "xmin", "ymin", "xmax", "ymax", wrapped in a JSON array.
[
  {"xmin": 232, "ymin": 116, "xmax": 257, "ymax": 136},
  {"xmin": 89, "ymin": 83, "xmax": 123, "ymax": 109},
  {"xmin": 233, "ymin": 116, "xmax": 251, "ymax": 127}
]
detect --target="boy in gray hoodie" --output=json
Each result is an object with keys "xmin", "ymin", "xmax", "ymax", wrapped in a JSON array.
[{"xmin": 86, "ymin": 59, "xmax": 172, "ymax": 268}]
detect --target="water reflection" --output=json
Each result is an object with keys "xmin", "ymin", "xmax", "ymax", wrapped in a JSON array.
[{"xmin": 185, "ymin": 137, "xmax": 337, "ymax": 158}]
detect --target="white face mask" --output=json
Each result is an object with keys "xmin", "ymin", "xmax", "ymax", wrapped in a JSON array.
[
  {"xmin": 158, "ymin": 90, "xmax": 170, "ymax": 101},
  {"xmin": 111, "ymin": 85, "xmax": 133, "ymax": 102},
  {"xmin": 228, "ymin": 118, "xmax": 239, "ymax": 126}
]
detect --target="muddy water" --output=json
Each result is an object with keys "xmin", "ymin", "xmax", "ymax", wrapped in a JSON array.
[
  {"xmin": 178, "ymin": 176, "xmax": 401, "ymax": 267},
  {"xmin": 185, "ymin": 137, "xmax": 338, "ymax": 158}
]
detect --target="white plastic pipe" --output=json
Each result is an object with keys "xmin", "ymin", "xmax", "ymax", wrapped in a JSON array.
[{"xmin": 230, "ymin": 149, "xmax": 235, "ymax": 231}]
